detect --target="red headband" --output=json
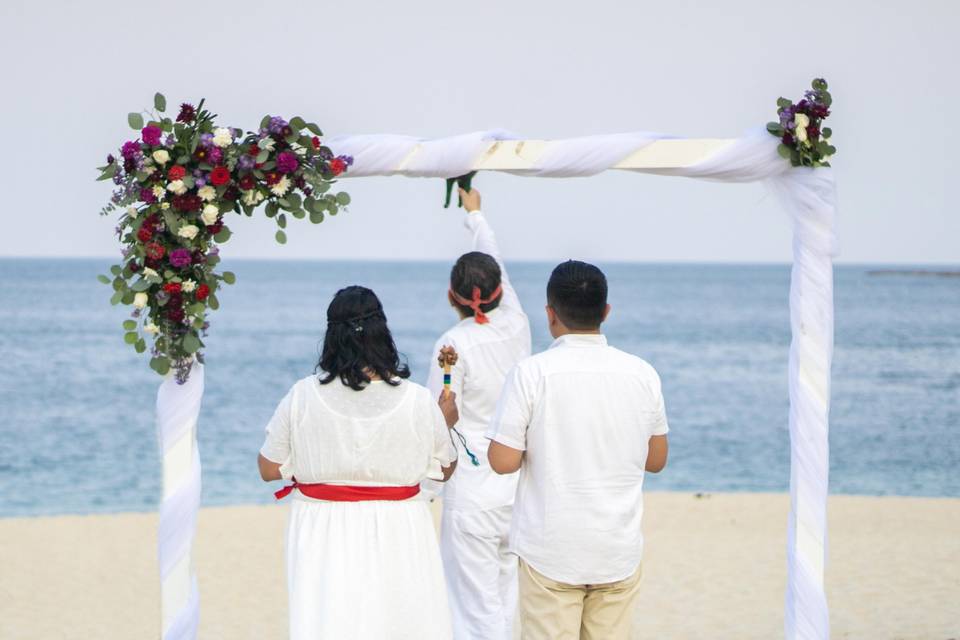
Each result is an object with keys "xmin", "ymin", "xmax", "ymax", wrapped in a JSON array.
[{"xmin": 450, "ymin": 285, "xmax": 503, "ymax": 324}]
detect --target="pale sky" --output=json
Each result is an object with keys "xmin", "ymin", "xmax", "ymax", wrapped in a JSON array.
[{"xmin": 1, "ymin": 0, "xmax": 956, "ymax": 264}]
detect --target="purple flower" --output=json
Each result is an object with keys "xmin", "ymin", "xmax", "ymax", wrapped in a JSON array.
[
  {"xmin": 276, "ymin": 151, "xmax": 299, "ymax": 174},
  {"xmin": 141, "ymin": 125, "xmax": 163, "ymax": 146},
  {"xmin": 268, "ymin": 116, "xmax": 288, "ymax": 134},
  {"xmin": 106, "ymin": 154, "xmax": 115, "ymax": 165},
  {"xmin": 207, "ymin": 147, "xmax": 223, "ymax": 164},
  {"xmin": 121, "ymin": 141, "xmax": 141, "ymax": 159},
  {"xmin": 200, "ymin": 132, "xmax": 213, "ymax": 147},
  {"xmin": 169, "ymin": 248, "xmax": 192, "ymax": 268},
  {"xmin": 195, "ymin": 177, "xmax": 206, "ymax": 187},
  {"xmin": 164, "ymin": 134, "xmax": 176, "ymax": 146},
  {"xmin": 237, "ymin": 154, "xmax": 255, "ymax": 171},
  {"xmin": 140, "ymin": 187, "xmax": 157, "ymax": 204}
]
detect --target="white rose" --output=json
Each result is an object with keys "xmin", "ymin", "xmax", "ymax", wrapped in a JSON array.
[
  {"xmin": 178, "ymin": 224, "xmax": 199, "ymax": 239},
  {"xmin": 152, "ymin": 185, "xmax": 166, "ymax": 200},
  {"xmin": 198, "ymin": 185, "xmax": 217, "ymax": 202},
  {"xmin": 133, "ymin": 292, "xmax": 149, "ymax": 309},
  {"xmin": 142, "ymin": 267, "xmax": 158, "ymax": 279},
  {"xmin": 181, "ymin": 279, "xmax": 197, "ymax": 293},
  {"xmin": 270, "ymin": 175, "xmax": 290, "ymax": 197},
  {"xmin": 201, "ymin": 205, "xmax": 220, "ymax": 225},
  {"xmin": 212, "ymin": 127, "xmax": 233, "ymax": 148},
  {"xmin": 242, "ymin": 189, "xmax": 265, "ymax": 206},
  {"xmin": 167, "ymin": 180, "xmax": 187, "ymax": 196},
  {"xmin": 152, "ymin": 149, "xmax": 170, "ymax": 165},
  {"xmin": 126, "ymin": 206, "xmax": 139, "ymax": 218},
  {"xmin": 257, "ymin": 137, "xmax": 275, "ymax": 151},
  {"xmin": 144, "ymin": 323, "xmax": 160, "ymax": 335},
  {"xmin": 793, "ymin": 113, "xmax": 810, "ymax": 143}
]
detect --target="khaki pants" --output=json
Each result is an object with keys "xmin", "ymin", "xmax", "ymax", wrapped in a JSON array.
[{"xmin": 517, "ymin": 558, "xmax": 642, "ymax": 640}]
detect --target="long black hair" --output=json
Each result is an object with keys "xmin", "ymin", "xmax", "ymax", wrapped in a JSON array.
[{"xmin": 317, "ymin": 286, "xmax": 410, "ymax": 391}]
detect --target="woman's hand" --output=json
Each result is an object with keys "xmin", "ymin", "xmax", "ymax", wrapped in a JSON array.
[{"xmin": 438, "ymin": 390, "xmax": 459, "ymax": 428}]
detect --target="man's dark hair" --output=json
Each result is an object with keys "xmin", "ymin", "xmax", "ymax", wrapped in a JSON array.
[
  {"xmin": 449, "ymin": 251, "xmax": 502, "ymax": 317},
  {"xmin": 317, "ymin": 285, "xmax": 410, "ymax": 391},
  {"xmin": 546, "ymin": 260, "xmax": 608, "ymax": 330}
]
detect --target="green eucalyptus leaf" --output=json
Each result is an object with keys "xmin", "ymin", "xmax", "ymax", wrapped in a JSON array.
[
  {"xmin": 135, "ymin": 338, "xmax": 147, "ymax": 354},
  {"xmin": 277, "ymin": 213, "xmax": 287, "ymax": 229},
  {"xmin": 290, "ymin": 116, "xmax": 306, "ymax": 131},
  {"xmin": 124, "ymin": 332, "xmax": 138, "ymax": 345},
  {"xmin": 128, "ymin": 112, "xmax": 144, "ymax": 130},
  {"xmin": 121, "ymin": 291, "xmax": 135, "ymax": 305},
  {"xmin": 182, "ymin": 333, "xmax": 202, "ymax": 354},
  {"xmin": 150, "ymin": 356, "xmax": 171, "ymax": 376},
  {"xmin": 291, "ymin": 208, "xmax": 305, "ymax": 219},
  {"xmin": 275, "ymin": 229, "xmax": 287, "ymax": 244},
  {"xmin": 110, "ymin": 291, "xmax": 123, "ymax": 305},
  {"xmin": 305, "ymin": 123, "xmax": 322, "ymax": 136},
  {"xmin": 214, "ymin": 228, "xmax": 232, "ymax": 243},
  {"xmin": 256, "ymin": 149, "xmax": 270, "ymax": 164},
  {"xmin": 208, "ymin": 294, "xmax": 220, "ymax": 310},
  {"xmin": 97, "ymin": 274, "xmax": 111, "ymax": 284},
  {"xmin": 777, "ymin": 144, "xmax": 792, "ymax": 160},
  {"xmin": 131, "ymin": 279, "xmax": 152, "ymax": 292},
  {"xmin": 123, "ymin": 319, "xmax": 137, "ymax": 331},
  {"xmin": 822, "ymin": 127, "xmax": 832, "ymax": 139},
  {"xmin": 260, "ymin": 115, "xmax": 271, "ymax": 130},
  {"xmin": 222, "ymin": 271, "xmax": 236, "ymax": 285},
  {"xmin": 309, "ymin": 210, "xmax": 324, "ymax": 224},
  {"xmin": 265, "ymin": 201, "xmax": 279, "ymax": 218},
  {"xmin": 335, "ymin": 192, "xmax": 351, "ymax": 206},
  {"xmin": 154, "ymin": 92, "xmax": 167, "ymax": 112}
]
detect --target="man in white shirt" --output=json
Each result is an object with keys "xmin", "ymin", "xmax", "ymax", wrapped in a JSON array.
[
  {"xmin": 425, "ymin": 188, "xmax": 531, "ymax": 639},
  {"xmin": 486, "ymin": 260, "xmax": 669, "ymax": 640}
]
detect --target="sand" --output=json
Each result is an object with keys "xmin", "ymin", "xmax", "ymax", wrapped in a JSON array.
[{"xmin": 1, "ymin": 493, "xmax": 957, "ymax": 639}]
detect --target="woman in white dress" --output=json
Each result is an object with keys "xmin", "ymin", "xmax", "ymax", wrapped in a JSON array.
[{"xmin": 258, "ymin": 285, "xmax": 459, "ymax": 640}]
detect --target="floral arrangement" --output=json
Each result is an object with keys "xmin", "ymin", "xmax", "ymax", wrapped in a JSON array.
[
  {"xmin": 97, "ymin": 93, "xmax": 353, "ymax": 382},
  {"xmin": 766, "ymin": 78, "xmax": 836, "ymax": 168}
]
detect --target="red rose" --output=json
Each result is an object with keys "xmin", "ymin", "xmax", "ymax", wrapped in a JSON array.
[
  {"xmin": 196, "ymin": 284, "xmax": 211, "ymax": 301},
  {"xmin": 311, "ymin": 136, "xmax": 321, "ymax": 150},
  {"xmin": 239, "ymin": 174, "xmax": 256, "ymax": 190},
  {"xmin": 145, "ymin": 242, "xmax": 165, "ymax": 260},
  {"xmin": 210, "ymin": 166, "xmax": 231, "ymax": 186},
  {"xmin": 167, "ymin": 165, "xmax": 187, "ymax": 181},
  {"xmin": 137, "ymin": 226, "xmax": 153, "ymax": 242},
  {"xmin": 330, "ymin": 158, "xmax": 346, "ymax": 176},
  {"xmin": 163, "ymin": 282, "xmax": 182, "ymax": 293}
]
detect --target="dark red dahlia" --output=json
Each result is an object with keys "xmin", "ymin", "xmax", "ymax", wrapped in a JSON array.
[
  {"xmin": 223, "ymin": 186, "xmax": 240, "ymax": 201},
  {"xmin": 311, "ymin": 136, "xmax": 321, "ymax": 150},
  {"xmin": 265, "ymin": 171, "xmax": 281, "ymax": 186},
  {"xmin": 239, "ymin": 175, "xmax": 256, "ymax": 190},
  {"xmin": 194, "ymin": 147, "xmax": 209, "ymax": 162},
  {"xmin": 137, "ymin": 226, "xmax": 153, "ymax": 242},
  {"xmin": 281, "ymin": 126, "xmax": 293, "ymax": 138},
  {"xmin": 207, "ymin": 220, "xmax": 224, "ymax": 235},
  {"xmin": 247, "ymin": 145, "xmax": 260, "ymax": 156},
  {"xmin": 145, "ymin": 256, "xmax": 161, "ymax": 270},
  {"xmin": 163, "ymin": 282, "xmax": 182, "ymax": 294},
  {"xmin": 176, "ymin": 103, "xmax": 197, "ymax": 123},
  {"xmin": 782, "ymin": 132, "xmax": 795, "ymax": 147},
  {"xmin": 128, "ymin": 260, "xmax": 141, "ymax": 273},
  {"xmin": 167, "ymin": 304, "xmax": 185, "ymax": 323},
  {"xmin": 195, "ymin": 284, "xmax": 211, "ymax": 301},
  {"xmin": 173, "ymin": 194, "xmax": 202, "ymax": 213}
]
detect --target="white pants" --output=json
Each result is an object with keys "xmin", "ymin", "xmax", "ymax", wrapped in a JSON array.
[{"xmin": 440, "ymin": 505, "xmax": 517, "ymax": 640}]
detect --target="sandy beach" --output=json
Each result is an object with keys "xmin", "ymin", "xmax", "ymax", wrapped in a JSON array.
[{"xmin": 1, "ymin": 493, "xmax": 957, "ymax": 639}]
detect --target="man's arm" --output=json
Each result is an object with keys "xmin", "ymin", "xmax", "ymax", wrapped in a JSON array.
[
  {"xmin": 488, "ymin": 441, "xmax": 523, "ymax": 474},
  {"xmin": 646, "ymin": 435, "xmax": 669, "ymax": 473},
  {"xmin": 459, "ymin": 188, "xmax": 523, "ymax": 314}
]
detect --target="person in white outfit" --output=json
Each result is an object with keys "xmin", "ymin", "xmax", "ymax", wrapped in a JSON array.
[
  {"xmin": 258, "ymin": 285, "xmax": 460, "ymax": 640},
  {"xmin": 425, "ymin": 188, "xmax": 531, "ymax": 640}
]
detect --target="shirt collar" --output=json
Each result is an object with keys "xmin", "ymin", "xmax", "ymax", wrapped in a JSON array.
[{"xmin": 549, "ymin": 333, "xmax": 608, "ymax": 349}]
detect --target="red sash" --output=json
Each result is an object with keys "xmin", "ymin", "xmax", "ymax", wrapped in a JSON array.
[{"xmin": 274, "ymin": 479, "xmax": 420, "ymax": 502}]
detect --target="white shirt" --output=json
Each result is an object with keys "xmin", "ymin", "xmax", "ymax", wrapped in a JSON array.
[
  {"xmin": 424, "ymin": 211, "xmax": 531, "ymax": 511},
  {"xmin": 260, "ymin": 377, "xmax": 457, "ymax": 491},
  {"xmin": 486, "ymin": 334, "xmax": 669, "ymax": 584}
]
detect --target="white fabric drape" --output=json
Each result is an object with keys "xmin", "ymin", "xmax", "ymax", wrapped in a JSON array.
[
  {"xmin": 331, "ymin": 128, "xmax": 837, "ymax": 639},
  {"xmin": 154, "ymin": 129, "xmax": 836, "ymax": 640},
  {"xmin": 157, "ymin": 363, "xmax": 204, "ymax": 640}
]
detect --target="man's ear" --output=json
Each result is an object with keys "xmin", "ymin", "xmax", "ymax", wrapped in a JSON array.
[{"xmin": 602, "ymin": 303, "xmax": 611, "ymax": 322}]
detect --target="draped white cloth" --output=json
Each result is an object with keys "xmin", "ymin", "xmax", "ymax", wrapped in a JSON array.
[
  {"xmin": 156, "ymin": 129, "xmax": 836, "ymax": 640},
  {"xmin": 157, "ymin": 363, "xmax": 204, "ymax": 640},
  {"xmin": 331, "ymin": 128, "xmax": 837, "ymax": 640}
]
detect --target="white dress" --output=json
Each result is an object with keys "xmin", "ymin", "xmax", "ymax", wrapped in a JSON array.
[{"xmin": 261, "ymin": 376, "xmax": 457, "ymax": 640}]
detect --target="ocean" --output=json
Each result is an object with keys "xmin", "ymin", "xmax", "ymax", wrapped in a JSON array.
[{"xmin": 0, "ymin": 258, "xmax": 957, "ymax": 517}]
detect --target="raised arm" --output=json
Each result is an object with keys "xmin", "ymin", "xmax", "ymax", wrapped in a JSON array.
[{"xmin": 458, "ymin": 188, "xmax": 523, "ymax": 315}]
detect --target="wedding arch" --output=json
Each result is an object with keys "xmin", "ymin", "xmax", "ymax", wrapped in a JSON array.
[{"xmin": 98, "ymin": 83, "xmax": 837, "ymax": 640}]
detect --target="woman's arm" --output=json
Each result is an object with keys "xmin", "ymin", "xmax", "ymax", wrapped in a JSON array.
[{"xmin": 258, "ymin": 453, "xmax": 283, "ymax": 481}]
